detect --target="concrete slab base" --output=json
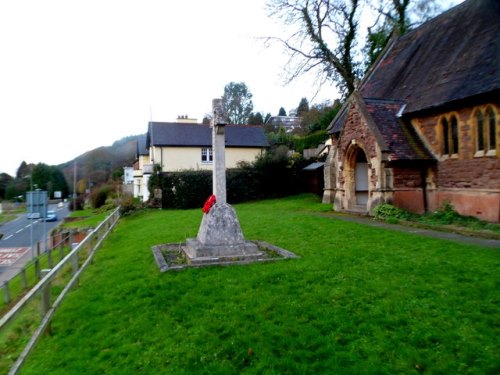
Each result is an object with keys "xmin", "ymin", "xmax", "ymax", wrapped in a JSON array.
[{"xmin": 151, "ymin": 240, "xmax": 299, "ymax": 272}]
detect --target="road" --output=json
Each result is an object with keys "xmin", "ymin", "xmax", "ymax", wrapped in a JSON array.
[{"xmin": 0, "ymin": 203, "xmax": 69, "ymax": 281}]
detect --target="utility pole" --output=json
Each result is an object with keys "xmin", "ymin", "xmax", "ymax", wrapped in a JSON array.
[{"xmin": 73, "ymin": 161, "xmax": 77, "ymax": 211}]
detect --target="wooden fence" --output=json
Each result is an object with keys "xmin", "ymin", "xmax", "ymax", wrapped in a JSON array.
[
  {"xmin": 0, "ymin": 207, "xmax": 120, "ymax": 375},
  {"xmin": 1, "ymin": 233, "xmax": 77, "ymax": 306}
]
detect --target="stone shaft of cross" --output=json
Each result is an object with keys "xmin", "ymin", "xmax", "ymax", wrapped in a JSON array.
[{"xmin": 212, "ymin": 98, "xmax": 227, "ymax": 204}]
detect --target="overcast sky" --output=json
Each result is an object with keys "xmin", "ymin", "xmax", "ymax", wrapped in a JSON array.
[{"xmin": 0, "ymin": 0, "xmax": 462, "ymax": 177}]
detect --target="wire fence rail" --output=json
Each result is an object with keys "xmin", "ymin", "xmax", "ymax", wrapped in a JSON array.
[{"xmin": 0, "ymin": 207, "xmax": 120, "ymax": 375}]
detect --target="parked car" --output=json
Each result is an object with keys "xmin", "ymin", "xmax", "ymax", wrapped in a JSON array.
[{"xmin": 44, "ymin": 210, "xmax": 58, "ymax": 222}]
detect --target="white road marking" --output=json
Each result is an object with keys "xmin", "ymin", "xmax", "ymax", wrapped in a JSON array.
[
  {"xmin": 15, "ymin": 229, "xmax": 23, "ymax": 234},
  {"xmin": 0, "ymin": 247, "xmax": 30, "ymax": 266},
  {"xmin": 3, "ymin": 235, "xmax": 13, "ymax": 240}
]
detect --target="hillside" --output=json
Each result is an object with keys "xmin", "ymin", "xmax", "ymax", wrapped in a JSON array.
[{"xmin": 59, "ymin": 134, "xmax": 145, "ymax": 189}]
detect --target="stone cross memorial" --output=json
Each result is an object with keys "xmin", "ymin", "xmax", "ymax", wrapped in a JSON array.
[{"xmin": 184, "ymin": 99, "xmax": 261, "ymax": 261}]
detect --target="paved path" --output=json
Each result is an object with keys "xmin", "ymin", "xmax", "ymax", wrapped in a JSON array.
[{"xmin": 316, "ymin": 213, "xmax": 500, "ymax": 249}]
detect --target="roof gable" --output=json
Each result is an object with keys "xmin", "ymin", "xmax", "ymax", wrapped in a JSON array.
[
  {"xmin": 360, "ymin": 0, "xmax": 500, "ymax": 114},
  {"xmin": 136, "ymin": 134, "xmax": 148, "ymax": 156},
  {"xmin": 362, "ymin": 98, "xmax": 433, "ymax": 161}
]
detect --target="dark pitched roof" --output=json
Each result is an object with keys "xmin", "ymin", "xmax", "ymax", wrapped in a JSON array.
[
  {"xmin": 136, "ymin": 134, "xmax": 148, "ymax": 156},
  {"xmin": 363, "ymin": 98, "xmax": 433, "ymax": 161},
  {"xmin": 146, "ymin": 122, "xmax": 269, "ymax": 148},
  {"xmin": 328, "ymin": 103, "xmax": 349, "ymax": 134},
  {"xmin": 360, "ymin": 0, "xmax": 500, "ymax": 114}
]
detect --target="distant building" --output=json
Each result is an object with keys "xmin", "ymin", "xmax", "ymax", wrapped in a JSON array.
[
  {"xmin": 265, "ymin": 116, "xmax": 302, "ymax": 133},
  {"xmin": 123, "ymin": 167, "xmax": 134, "ymax": 184},
  {"xmin": 123, "ymin": 166, "xmax": 134, "ymax": 195},
  {"xmin": 132, "ymin": 134, "xmax": 151, "ymax": 201}
]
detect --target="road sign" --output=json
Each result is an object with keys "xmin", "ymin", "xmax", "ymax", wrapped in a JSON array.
[{"xmin": 27, "ymin": 190, "xmax": 48, "ymax": 218}]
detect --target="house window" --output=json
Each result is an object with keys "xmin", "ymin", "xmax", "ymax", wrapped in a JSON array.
[{"xmin": 201, "ymin": 148, "xmax": 213, "ymax": 163}]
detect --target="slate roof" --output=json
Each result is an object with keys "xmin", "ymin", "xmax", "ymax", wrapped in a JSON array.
[
  {"xmin": 328, "ymin": 103, "xmax": 349, "ymax": 134},
  {"xmin": 363, "ymin": 98, "xmax": 433, "ymax": 162},
  {"xmin": 360, "ymin": 0, "xmax": 500, "ymax": 114},
  {"xmin": 146, "ymin": 122, "xmax": 269, "ymax": 148},
  {"xmin": 136, "ymin": 134, "xmax": 148, "ymax": 156}
]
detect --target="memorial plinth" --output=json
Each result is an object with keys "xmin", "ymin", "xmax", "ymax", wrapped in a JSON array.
[
  {"xmin": 185, "ymin": 203, "xmax": 260, "ymax": 260},
  {"xmin": 151, "ymin": 98, "xmax": 298, "ymax": 271},
  {"xmin": 184, "ymin": 98, "xmax": 261, "ymax": 263}
]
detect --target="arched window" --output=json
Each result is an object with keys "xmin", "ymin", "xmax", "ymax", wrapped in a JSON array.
[
  {"xmin": 486, "ymin": 107, "xmax": 497, "ymax": 151},
  {"xmin": 451, "ymin": 115, "xmax": 459, "ymax": 154},
  {"xmin": 476, "ymin": 110, "xmax": 484, "ymax": 151},
  {"xmin": 442, "ymin": 118, "xmax": 449, "ymax": 155},
  {"xmin": 440, "ymin": 115, "xmax": 459, "ymax": 157},
  {"xmin": 475, "ymin": 106, "xmax": 497, "ymax": 155}
]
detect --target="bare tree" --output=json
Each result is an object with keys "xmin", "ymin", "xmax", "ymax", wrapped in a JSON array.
[
  {"xmin": 266, "ymin": 0, "xmax": 361, "ymax": 98},
  {"xmin": 364, "ymin": 0, "xmax": 441, "ymax": 69},
  {"xmin": 374, "ymin": 0, "xmax": 441, "ymax": 34},
  {"xmin": 267, "ymin": 0, "xmax": 444, "ymax": 97}
]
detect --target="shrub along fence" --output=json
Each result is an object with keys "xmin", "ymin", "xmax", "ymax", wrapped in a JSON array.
[{"xmin": 0, "ymin": 207, "xmax": 120, "ymax": 375}]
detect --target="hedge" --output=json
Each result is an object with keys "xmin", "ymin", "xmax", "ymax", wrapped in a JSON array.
[{"xmin": 150, "ymin": 150, "xmax": 308, "ymax": 209}]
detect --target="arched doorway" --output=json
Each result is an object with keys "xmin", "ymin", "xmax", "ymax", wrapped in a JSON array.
[{"xmin": 354, "ymin": 151, "xmax": 369, "ymax": 206}]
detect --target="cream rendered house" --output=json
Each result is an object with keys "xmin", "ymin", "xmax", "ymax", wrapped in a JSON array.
[
  {"xmin": 132, "ymin": 120, "xmax": 268, "ymax": 202},
  {"xmin": 132, "ymin": 135, "xmax": 153, "ymax": 201}
]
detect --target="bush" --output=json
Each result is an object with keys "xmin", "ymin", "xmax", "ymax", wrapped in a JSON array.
[
  {"xmin": 119, "ymin": 194, "xmax": 143, "ymax": 216},
  {"xmin": 68, "ymin": 196, "xmax": 85, "ymax": 211},
  {"xmin": 294, "ymin": 131, "xmax": 328, "ymax": 153},
  {"xmin": 373, "ymin": 203, "xmax": 413, "ymax": 221},
  {"xmin": 428, "ymin": 201, "xmax": 461, "ymax": 224},
  {"xmin": 92, "ymin": 191, "xmax": 107, "ymax": 209}
]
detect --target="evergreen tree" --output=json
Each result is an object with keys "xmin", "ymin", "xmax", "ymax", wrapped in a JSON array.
[
  {"xmin": 297, "ymin": 98, "xmax": 310, "ymax": 116},
  {"xmin": 248, "ymin": 112, "xmax": 264, "ymax": 125}
]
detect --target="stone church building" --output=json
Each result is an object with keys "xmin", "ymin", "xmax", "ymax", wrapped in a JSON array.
[{"xmin": 323, "ymin": 0, "xmax": 499, "ymax": 222}]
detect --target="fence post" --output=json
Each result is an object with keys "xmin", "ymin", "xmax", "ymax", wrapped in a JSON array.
[
  {"xmin": 2, "ymin": 281, "xmax": 10, "ymax": 305},
  {"xmin": 71, "ymin": 247, "xmax": 79, "ymax": 288},
  {"xmin": 21, "ymin": 268, "xmax": 28, "ymax": 289},
  {"xmin": 34, "ymin": 258, "xmax": 41, "ymax": 280},
  {"xmin": 36, "ymin": 242, "xmax": 41, "ymax": 257},
  {"xmin": 59, "ymin": 245, "xmax": 65, "ymax": 261},
  {"xmin": 47, "ymin": 248, "xmax": 53, "ymax": 268},
  {"xmin": 40, "ymin": 269, "xmax": 52, "ymax": 335}
]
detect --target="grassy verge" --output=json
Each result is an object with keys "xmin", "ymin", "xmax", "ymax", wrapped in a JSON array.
[
  {"xmin": 0, "ymin": 214, "xmax": 16, "ymax": 225},
  {"xmin": 6, "ymin": 194, "xmax": 499, "ymax": 374},
  {"xmin": 61, "ymin": 208, "xmax": 113, "ymax": 230}
]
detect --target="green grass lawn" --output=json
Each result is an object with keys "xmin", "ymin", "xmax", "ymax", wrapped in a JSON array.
[
  {"xmin": 62, "ymin": 208, "xmax": 112, "ymax": 230},
  {"xmin": 11, "ymin": 195, "xmax": 500, "ymax": 374}
]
